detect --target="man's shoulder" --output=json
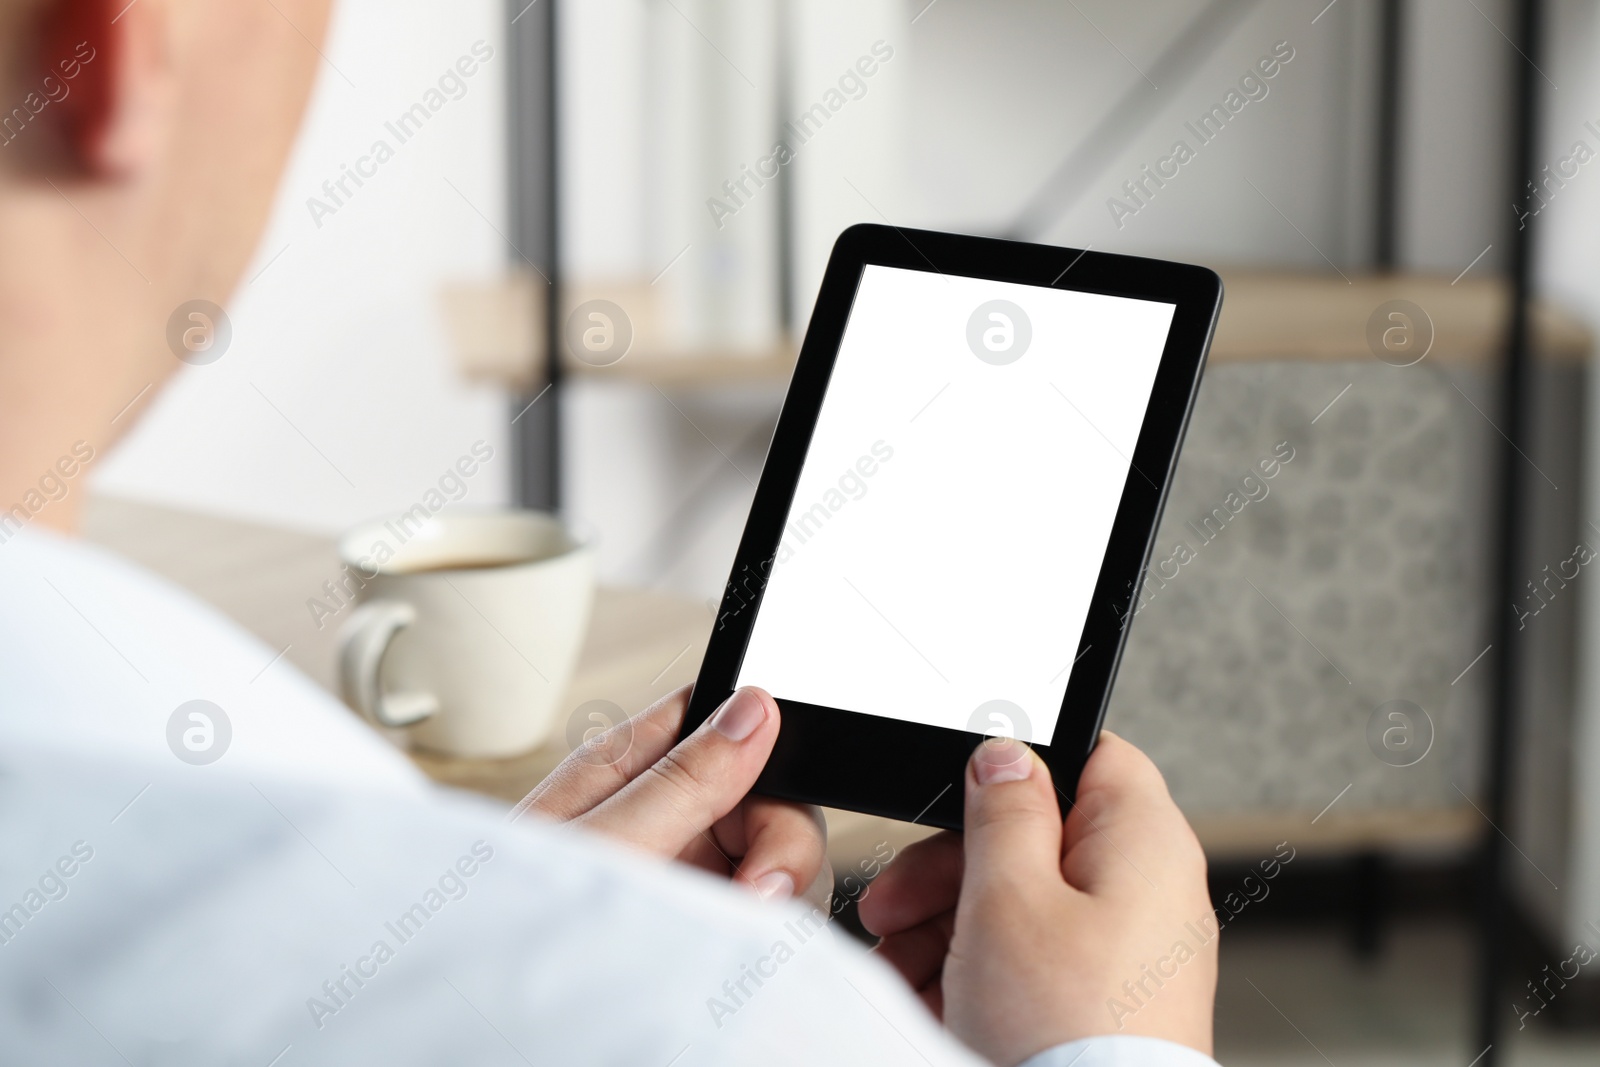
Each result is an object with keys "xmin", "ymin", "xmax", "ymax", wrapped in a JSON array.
[
  {"xmin": 0, "ymin": 752, "xmax": 984, "ymax": 1066},
  {"xmin": 0, "ymin": 525, "xmax": 423, "ymax": 791}
]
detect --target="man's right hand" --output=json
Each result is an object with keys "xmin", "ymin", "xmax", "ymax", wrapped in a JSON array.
[{"xmin": 858, "ymin": 733, "xmax": 1217, "ymax": 1067}]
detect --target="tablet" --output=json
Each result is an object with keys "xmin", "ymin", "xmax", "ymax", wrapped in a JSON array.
[{"xmin": 681, "ymin": 225, "xmax": 1221, "ymax": 829}]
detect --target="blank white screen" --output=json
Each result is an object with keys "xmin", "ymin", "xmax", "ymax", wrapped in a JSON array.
[{"xmin": 736, "ymin": 264, "xmax": 1175, "ymax": 743}]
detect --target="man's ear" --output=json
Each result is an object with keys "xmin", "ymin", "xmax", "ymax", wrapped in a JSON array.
[{"xmin": 32, "ymin": 0, "xmax": 172, "ymax": 176}]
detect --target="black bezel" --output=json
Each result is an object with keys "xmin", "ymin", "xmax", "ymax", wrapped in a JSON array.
[{"xmin": 681, "ymin": 224, "xmax": 1222, "ymax": 830}]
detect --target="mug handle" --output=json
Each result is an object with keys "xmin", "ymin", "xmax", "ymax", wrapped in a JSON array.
[{"xmin": 338, "ymin": 599, "xmax": 440, "ymax": 728}]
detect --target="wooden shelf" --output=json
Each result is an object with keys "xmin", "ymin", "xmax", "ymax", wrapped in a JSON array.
[
  {"xmin": 822, "ymin": 800, "xmax": 1485, "ymax": 868},
  {"xmin": 563, "ymin": 345, "xmax": 796, "ymax": 387},
  {"xmin": 545, "ymin": 271, "xmax": 1590, "ymax": 390},
  {"xmin": 1210, "ymin": 270, "xmax": 1591, "ymax": 366},
  {"xmin": 1187, "ymin": 806, "xmax": 1481, "ymax": 859}
]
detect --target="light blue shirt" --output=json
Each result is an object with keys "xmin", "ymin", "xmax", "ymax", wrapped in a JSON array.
[{"xmin": 0, "ymin": 527, "xmax": 1219, "ymax": 1066}]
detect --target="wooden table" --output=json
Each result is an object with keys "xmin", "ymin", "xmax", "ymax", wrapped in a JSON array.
[
  {"xmin": 83, "ymin": 495, "xmax": 937, "ymax": 867},
  {"xmin": 84, "ymin": 477, "xmax": 1486, "ymax": 865}
]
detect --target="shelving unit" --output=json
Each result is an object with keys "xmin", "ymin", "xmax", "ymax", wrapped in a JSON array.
[{"xmin": 505, "ymin": 3, "xmax": 1562, "ymax": 1061}]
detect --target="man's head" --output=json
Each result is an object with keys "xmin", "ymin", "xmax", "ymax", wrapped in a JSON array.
[{"xmin": 0, "ymin": 0, "xmax": 331, "ymax": 531}]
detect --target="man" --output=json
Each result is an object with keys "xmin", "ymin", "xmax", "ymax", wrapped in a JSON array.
[{"xmin": 0, "ymin": 1, "xmax": 1220, "ymax": 1063}]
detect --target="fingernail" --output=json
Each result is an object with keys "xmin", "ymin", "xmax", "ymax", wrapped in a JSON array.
[
  {"xmin": 973, "ymin": 737, "xmax": 1033, "ymax": 785},
  {"xmin": 752, "ymin": 870, "xmax": 794, "ymax": 901},
  {"xmin": 709, "ymin": 688, "xmax": 767, "ymax": 742}
]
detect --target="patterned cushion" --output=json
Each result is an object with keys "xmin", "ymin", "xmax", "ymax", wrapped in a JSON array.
[{"xmin": 1107, "ymin": 362, "xmax": 1486, "ymax": 815}]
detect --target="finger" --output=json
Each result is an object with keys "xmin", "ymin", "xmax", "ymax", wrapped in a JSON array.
[
  {"xmin": 1062, "ymin": 731, "xmax": 1204, "ymax": 895},
  {"xmin": 1067, "ymin": 731, "xmax": 1174, "ymax": 838},
  {"xmin": 513, "ymin": 685, "xmax": 695, "ymax": 823},
  {"xmin": 801, "ymin": 857, "xmax": 835, "ymax": 914},
  {"xmin": 871, "ymin": 909, "xmax": 954, "ymax": 994},
  {"xmin": 675, "ymin": 831, "xmax": 736, "ymax": 878},
  {"xmin": 960, "ymin": 738, "xmax": 1065, "ymax": 910},
  {"xmin": 575, "ymin": 687, "xmax": 781, "ymax": 858},
  {"xmin": 857, "ymin": 831, "xmax": 962, "ymax": 937},
  {"xmin": 731, "ymin": 798, "xmax": 828, "ymax": 904}
]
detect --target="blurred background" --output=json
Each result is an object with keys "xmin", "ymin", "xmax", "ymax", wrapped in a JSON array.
[{"xmin": 79, "ymin": 0, "xmax": 1600, "ymax": 1063}]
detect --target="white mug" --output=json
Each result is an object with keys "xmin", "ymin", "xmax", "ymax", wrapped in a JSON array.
[{"xmin": 336, "ymin": 510, "xmax": 595, "ymax": 759}]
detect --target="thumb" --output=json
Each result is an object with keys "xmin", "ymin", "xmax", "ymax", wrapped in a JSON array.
[
  {"xmin": 961, "ymin": 738, "xmax": 1066, "ymax": 902},
  {"xmin": 576, "ymin": 687, "xmax": 778, "ymax": 856}
]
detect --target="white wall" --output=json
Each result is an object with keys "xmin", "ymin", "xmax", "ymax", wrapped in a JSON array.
[
  {"xmin": 903, "ymin": 0, "xmax": 1376, "ymax": 266},
  {"xmin": 89, "ymin": 0, "xmax": 1544, "ymax": 588},
  {"xmin": 91, "ymin": 0, "xmax": 513, "ymax": 532},
  {"xmin": 1401, "ymin": 0, "xmax": 1514, "ymax": 274},
  {"xmin": 102, "ymin": 0, "xmax": 1527, "ymax": 584},
  {"xmin": 562, "ymin": 0, "xmax": 1525, "ymax": 607}
]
